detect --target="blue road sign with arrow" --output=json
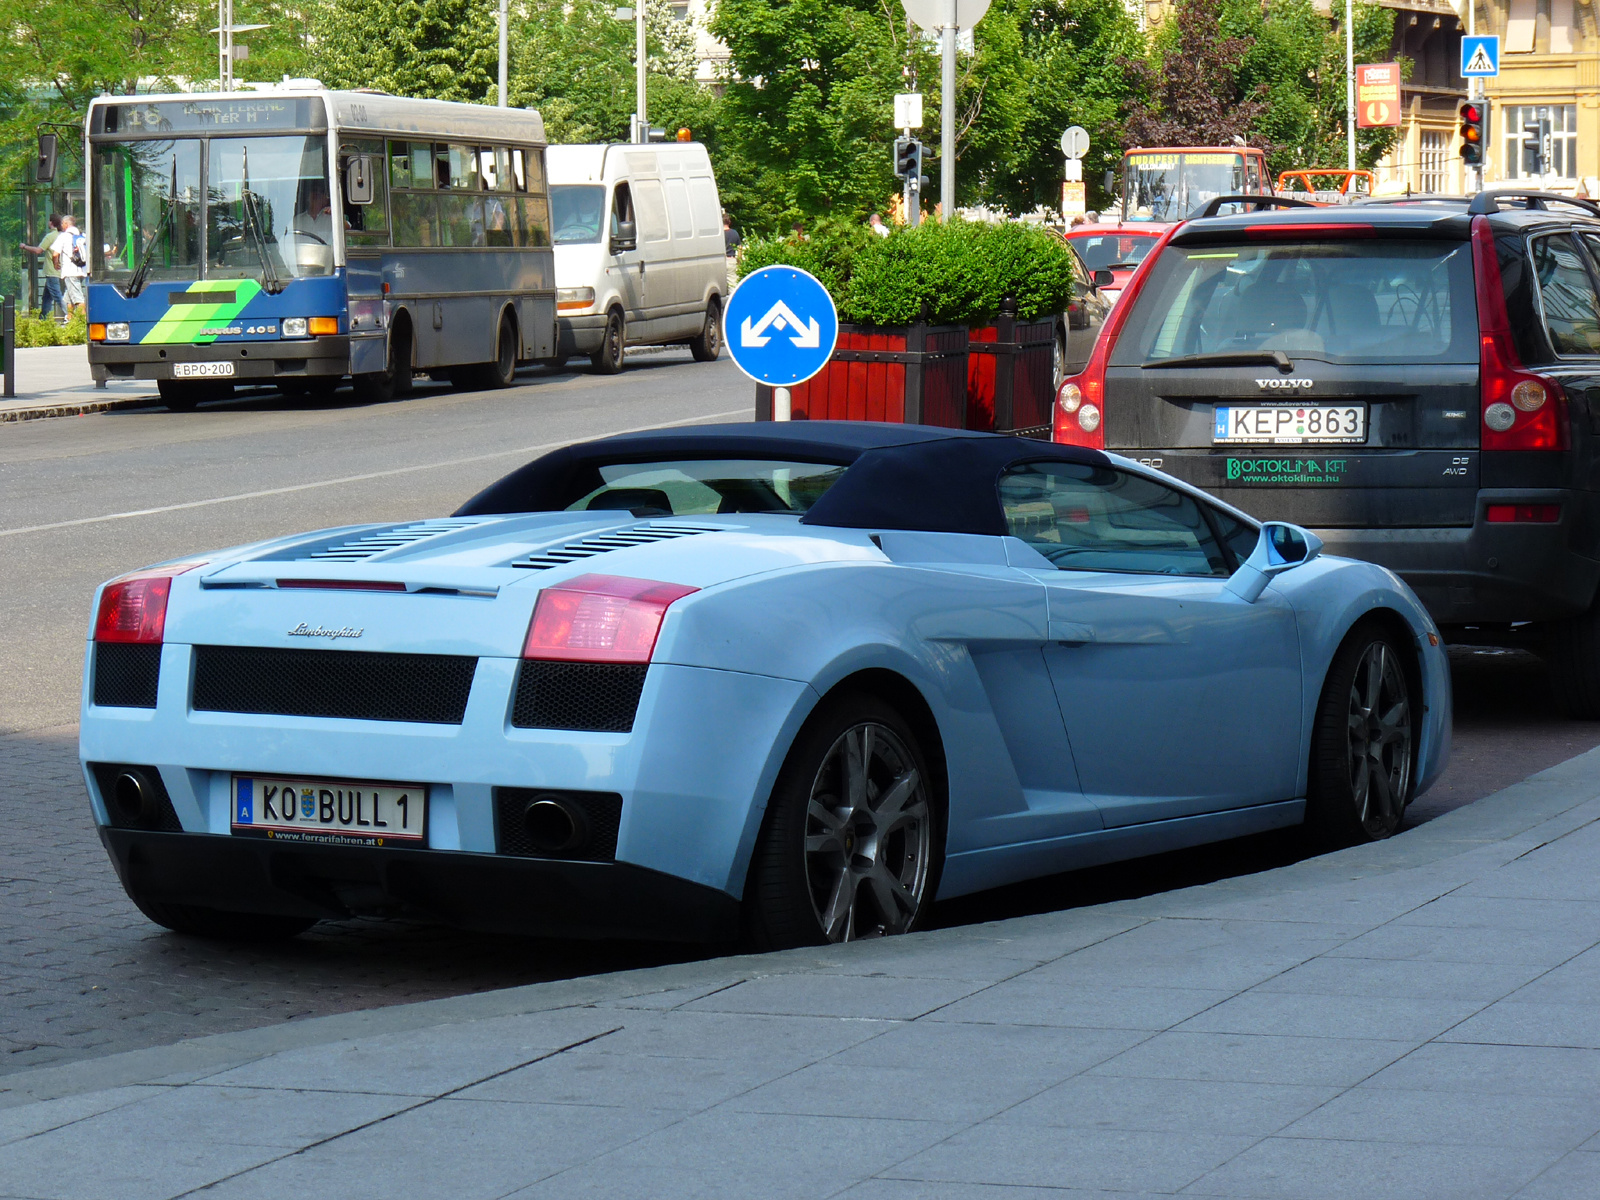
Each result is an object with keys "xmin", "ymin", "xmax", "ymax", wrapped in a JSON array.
[
  {"xmin": 1461, "ymin": 35, "xmax": 1499, "ymax": 77},
  {"xmin": 724, "ymin": 265, "xmax": 839, "ymax": 387}
]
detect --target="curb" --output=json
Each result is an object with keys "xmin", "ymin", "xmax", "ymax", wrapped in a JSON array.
[
  {"xmin": 4, "ymin": 742, "xmax": 1597, "ymax": 1112},
  {"xmin": 0, "ymin": 393, "xmax": 160, "ymax": 423}
]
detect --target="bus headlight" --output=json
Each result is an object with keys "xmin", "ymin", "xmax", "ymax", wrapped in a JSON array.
[
  {"xmin": 557, "ymin": 288, "xmax": 595, "ymax": 312},
  {"xmin": 105, "ymin": 323, "xmax": 131, "ymax": 342},
  {"xmin": 281, "ymin": 318, "xmax": 308, "ymax": 338}
]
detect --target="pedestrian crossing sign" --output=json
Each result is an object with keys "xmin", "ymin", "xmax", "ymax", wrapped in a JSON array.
[{"xmin": 1461, "ymin": 35, "xmax": 1499, "ymax": 77}]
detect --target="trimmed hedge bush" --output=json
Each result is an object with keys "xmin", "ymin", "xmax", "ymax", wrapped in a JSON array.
[
  {"xmin": 15, "ymin": 313, "xmax": 87, "ymax": 347},
  {"xmin": 737, "ymin": 218, "xmax": 1076, "ymax": 328}
]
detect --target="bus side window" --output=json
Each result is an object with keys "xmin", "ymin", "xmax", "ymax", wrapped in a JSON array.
[
  {"xmin": 511, "ymin": 148, "xmax": 527, "ymax": 192},
  {"xmin": 343, "ymin": 138, "xmax": 389, "ymax": 245},
  {"xmin": 524, "ymin": 148, "xmax": 545, "ymax": 194},
  {"xmin": 515, "ymin": 193, "xmax": 549, "ymax": 247}
]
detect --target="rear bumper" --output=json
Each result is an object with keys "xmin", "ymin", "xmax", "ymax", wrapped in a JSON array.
[
  {"xmin": 1313, "ymin": 488, "xmax": 1600, "ymax": 625},
  {"xmin": 101, "ymin": 826, "xmax": 740, "ymax": 941},
  {"xmin": 88, "ymin": 337, "xmax": 351, "ymax": 382}
]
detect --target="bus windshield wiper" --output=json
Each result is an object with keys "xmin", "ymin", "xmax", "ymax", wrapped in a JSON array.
[
  {"xmin": 1143, "ymin": 350, "xmax": 1294, "ymax": 372},
  {"xmin": 126, "ymin": 160, "xmax": 178, "ymax": 299},
  {"xmin": 239, "ymin": 146, "xmax": 284, "ymax": 294}
]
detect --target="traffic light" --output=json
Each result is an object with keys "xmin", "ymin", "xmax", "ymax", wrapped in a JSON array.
[
  {"xmin": 894, "ymin": 137, "xmax": 923, "ymax": 182},
  {"xmin": 1458, "ymin": 100, "xmax": 1487, "ymax": 165}
]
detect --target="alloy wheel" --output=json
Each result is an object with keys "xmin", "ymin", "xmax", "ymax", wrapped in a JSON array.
[
  {"xmin": 1347, "ymin": 641, "xmax": 1413, "ymax": 837},
  {"xmin": 803, "ymin": 722, "xmax": 932, "ymax": 941}
]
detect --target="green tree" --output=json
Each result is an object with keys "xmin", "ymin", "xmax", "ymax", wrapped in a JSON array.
[{"xmin": 308, "ymin": 0, "xmax": 497, "ymax": 101}]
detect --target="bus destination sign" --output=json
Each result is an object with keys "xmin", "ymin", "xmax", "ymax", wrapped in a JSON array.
[{"xmin": 100, "ymin": 97, "xmax": 323, "ymax": 135}]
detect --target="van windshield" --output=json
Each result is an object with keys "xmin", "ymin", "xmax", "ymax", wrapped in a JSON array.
[
  {"xmin": 551, "ymin": 185, "xmax": 605, "ymax": 244},
  {"xmin": 1111, "ymin": 238, "xmax": 1479, "ymax": 366}
]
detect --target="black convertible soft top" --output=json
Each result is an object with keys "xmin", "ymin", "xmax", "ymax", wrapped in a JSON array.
[{"xmin": 453, "ymin": 421, "xmax": 1110, "ymax": 537}]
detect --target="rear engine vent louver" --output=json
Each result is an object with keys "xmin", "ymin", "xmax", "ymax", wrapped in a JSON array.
[
  {"xmin": 511, "ymin": 524, "xmax": 724, "ymax": 570},
  {"xmin": 193, "ymin": 645, "xmax": 477, "ymax": 724},
  {"xmin": 511, "ymin": 661, "xmax": 648, "ymax": 732},
  {"xmin": 299, "ymin": 518, "xmax": 497, "ymax": 562}
]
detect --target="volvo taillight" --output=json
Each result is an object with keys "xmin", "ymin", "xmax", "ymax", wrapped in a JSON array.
[
  {"xmin": 1055, "ymin": 223, "xmax": 1182, "ymax": 449},
  {"xmin": 93, "ymin": 562, "xmax": 206, "ymax": 644},
  {"xmin": 1472, "ymin": 215, "xmax": 1569, "ymax": 452},
  {"xmin": 522, "ymin": 574, "xmax": 698, "ymax": 664}
]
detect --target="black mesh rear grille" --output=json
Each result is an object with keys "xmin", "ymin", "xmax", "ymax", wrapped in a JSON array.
[
  {"xmin": 93, "ymin": 643, "xmax": 162, "ymax": 708},
  {"xmin": 495, "ymin": 788, "xmax": 622, "ymax": 860},
  {"xmin": 193, "ymin": 645, "xmax": 477, "ymax": 724},
  {"xmin": 510, "ymin": 661, "xmax": 647, "ymax": 732}
]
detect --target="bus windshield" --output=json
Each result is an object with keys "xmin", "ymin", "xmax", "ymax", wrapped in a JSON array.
[
  {"xmin": 92, "ymin": 139, "xmax": 203, "ymax": 281},
  {"xmin": 551, "ymin": 185, "xmax": 606, "ymax": 245},
  {"xmin": 208, "ymin": 136, "xmax": 333, "ymax": 280},
  {"xmin": 1124, "ymin": 153, "xmax": 1246, "ymax": 222}
]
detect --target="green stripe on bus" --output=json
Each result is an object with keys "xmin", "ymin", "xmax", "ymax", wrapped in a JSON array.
[{"xmin": 139, "ymin": 280, "xmax": 263, "ymax": 345}]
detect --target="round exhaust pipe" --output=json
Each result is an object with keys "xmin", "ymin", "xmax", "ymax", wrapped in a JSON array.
[
  {"xmin": 522, "ymin": 795, "xmax": 589, "ymax": 855},
  {"xmin": 111, "ymin": 768, "xmax": 159, "ymax": 826}
]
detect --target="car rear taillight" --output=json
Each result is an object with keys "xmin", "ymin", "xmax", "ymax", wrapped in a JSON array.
[
  {"xmin": 93, "ymin": 562, "xmax": 206, "ymax": 644},
  {"xmin": 1244, "ymin": 223, "xmax": 1375, "ymax": 240},
  {"xmin": 522, "ymin": 574, "xmax": 698, "ymax": 664},
  {"xmin": 1054, "ymin": 224, "xmax": 1182, "ymax": 449},
  {"xmin": 1486, "ymin": 504, "xmax": 1561, "ymax": 523},
  {"xmin": 1472, "ymin": 215, "xmax": 1569, "ymax": 452}
]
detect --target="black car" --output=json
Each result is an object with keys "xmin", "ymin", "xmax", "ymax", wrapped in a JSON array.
[{"xmin": 1053, "ymin": 191, "xmax": 1600, "ymax": 715}]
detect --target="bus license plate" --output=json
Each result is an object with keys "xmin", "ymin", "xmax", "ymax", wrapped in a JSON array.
[
  {"xmin": 173, "ymin": 361, "xmax": 235, "ymax": 378},
  {"xmin": 231, "ymin": 775, "xmax": 426, "ymax": 845},
  {"xmin": 1213, "ymin": 404, "xmax": 1365, "ymax": 445}
]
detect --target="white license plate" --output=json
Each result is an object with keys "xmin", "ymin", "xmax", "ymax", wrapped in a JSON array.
[
  {"xmin": 1213, "ymin": 404, "xmax": 1365, "ymax": 444},
  {"xmin": 173, "ymin": 361, "xmax": 235, "ymax": 378},
  {"xmin": 231, "ymin": 775, "xmax": 425, "ymax": 845}
]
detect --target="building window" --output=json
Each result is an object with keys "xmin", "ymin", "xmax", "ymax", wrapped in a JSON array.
[
  {"xmin": 1502, "ymin": 104, "xmax": 1580, "ymax": 180},
  {"xmin": 1421, "ymin": 130, "xmax": 1446, "ymax": 194}
]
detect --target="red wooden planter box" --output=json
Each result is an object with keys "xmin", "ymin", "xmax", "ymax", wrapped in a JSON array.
[
  {"xmin": 966, "ymin": 309, "xmax": 1057, "ymax": 439},
  {"xmin": 754, "ymin": 322, "xmax": 969, "ymax": 427}
]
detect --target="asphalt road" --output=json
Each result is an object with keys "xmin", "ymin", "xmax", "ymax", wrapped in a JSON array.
[{"xmin": 4, "ymin": 356, "xmax": 1598, "ymax": 1080}]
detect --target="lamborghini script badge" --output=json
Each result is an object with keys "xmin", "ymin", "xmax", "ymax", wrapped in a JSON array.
[{"xmin": 287, "ymin": 623, "xmax": 364, "ymax": 640}]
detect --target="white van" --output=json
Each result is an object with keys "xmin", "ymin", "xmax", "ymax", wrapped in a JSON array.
[{"xmin": 546, "ymin": 143, "xmax": 726, "ymax": 373}]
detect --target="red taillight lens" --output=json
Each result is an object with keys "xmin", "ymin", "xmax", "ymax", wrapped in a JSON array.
[
  {"xmin": 1054, "ymin": 223, "xmax": 1183, "ymax": 449},
  {"xmin": 93, "ymin": 562, "xmax": 206, "ymax": 644},
  {"xmin": 1486, "ymin": 503, "xmax": 1561, "ymax": 523},
  {"xmin": 522, "ymin": 574, "xmax": 698, "ymax": 664},
  {"xmin": 1472, "ymin": 215, "xmax": 1569, "ymax": 452}
]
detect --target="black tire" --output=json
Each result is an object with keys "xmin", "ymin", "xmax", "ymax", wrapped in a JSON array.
[
  {"xmin": 690, "ymin": 298, "xmax": 723, "ymax": 362},
  {"xmin": 1546, "ymin": 606, "xmax": 1600, "ymax": 718},
  {"xmin": 486, "ymin": 312, "xmax": 518, "ymax": 387},
  {"xmin": 1306, "ymin": 623, "xmax": 1417, "ymax": 847},
  {"xmin": 353, "ymin": 324, "xmax": 412, "ymax": 404},
  {"xmin": 130, "ymin": 894, "xmax": 315, "ymax": 941},
  {"xmin": 744, "ymin": 692, "xmax": 943, "ymax": 950},
  {"xmin": 157, "ymin": 380, "xmax": 230, "ymax": 411},
  {"xmin": 590, "ymin": 308, "xmax": 625, "ymax": 374}
]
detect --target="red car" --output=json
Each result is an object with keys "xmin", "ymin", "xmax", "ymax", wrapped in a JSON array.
[{"xmin": 1060, "ymin": 224, "xmax": 1169, "ymax": 305}]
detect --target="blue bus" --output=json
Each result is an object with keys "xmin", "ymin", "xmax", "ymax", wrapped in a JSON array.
[{"xmin": 83, "ymin": 87, "xmax": 555, "ymax": 410}]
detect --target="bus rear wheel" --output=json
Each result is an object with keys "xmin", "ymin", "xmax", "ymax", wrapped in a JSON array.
[{"xmin": 451, "ymin": 313, "xmax": 518, "ymax": 390}]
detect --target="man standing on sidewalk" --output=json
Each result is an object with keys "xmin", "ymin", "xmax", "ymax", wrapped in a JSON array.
[
  {"xmin": 19, "ymin": 214, "xmax": 64, "ymax": 321},
  {"xmin": 56, "ymin": 214, "xmax": 88, "ymax": 319}
]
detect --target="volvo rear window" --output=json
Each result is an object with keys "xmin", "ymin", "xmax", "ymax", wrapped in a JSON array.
[
  {"xmin": 566, "ymin": 459, "xmax": 848, "ymax": 517},
  {"xmin": 1112, "ymin": 239, "xmax": 1479, "ymax": 366}
]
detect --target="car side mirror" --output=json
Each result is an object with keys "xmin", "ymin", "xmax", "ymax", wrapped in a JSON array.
[
  {"xmin": 36, "ymin": 133, "xmax": 58, "ymax": 184},
  {"xmin": 345, "ymin": 155, "xmax": 374, "ymax": 205},
  {"xmin": 611, "ymin": 219, "xmax": 637, "ymax": 253},
  {"xmin": 1225, "ymin": 521, "xmax": 1323, "ymax": 603},
  {"xmin": 1092, "ymin": 268, "xmax": 1115, "ymax": 288}
]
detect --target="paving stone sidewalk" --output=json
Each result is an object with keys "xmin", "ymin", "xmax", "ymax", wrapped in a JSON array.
[{"xmin": 5, "ymin": 750, "xmax": 1600, "ymax": 1199}]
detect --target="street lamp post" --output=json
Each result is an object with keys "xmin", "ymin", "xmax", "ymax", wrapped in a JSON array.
[
  {"xmin": 498, "ymin": 0, "xmax": 508, "ymax": 107},
  {"xmin": 636, "ymin": 1, "xmax": 648, "ymax": 142}
]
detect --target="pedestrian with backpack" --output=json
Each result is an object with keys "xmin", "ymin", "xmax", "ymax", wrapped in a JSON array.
[{"xmin": 56, "ymin": 214, "xmax": 89, "ymax": 318}]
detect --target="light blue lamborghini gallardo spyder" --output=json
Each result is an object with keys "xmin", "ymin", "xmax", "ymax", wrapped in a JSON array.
[{"xmin": 80, "ymin": 422, "xmax": 1449, "ymax": 948}]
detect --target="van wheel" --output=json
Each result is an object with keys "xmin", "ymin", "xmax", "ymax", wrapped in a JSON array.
[
  {"xmin": 690, "ymin": 298, "xmax": 723, "ymax": 362},
  {"xmin": 1547, "ymin": 606, "xmax": 1600, "ymax": 718},
  {"xmin": 591, "ymin": 309, "xmax": 625, "ymax": 374}
]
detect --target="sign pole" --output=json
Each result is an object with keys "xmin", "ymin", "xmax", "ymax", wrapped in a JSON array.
[
  {"xmin": 635, "ymin": 2, "xmax": 648, "ymax": 142},
  {"xmin": 1345, "ymin": 0, "xmax": 1356, "ymax": 170},
  {"xmin": 498, "ymin": 0, "xmax": 508, "ymax": 107},
  {"xmin": 941, "ymin": 0, "xmax": 957, "ymax": 219}
]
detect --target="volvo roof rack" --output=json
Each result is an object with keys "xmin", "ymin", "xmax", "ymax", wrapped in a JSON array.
[{"xmin": 1466, "ymin": 190, "xmax": 1600, "ymax": 218}]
